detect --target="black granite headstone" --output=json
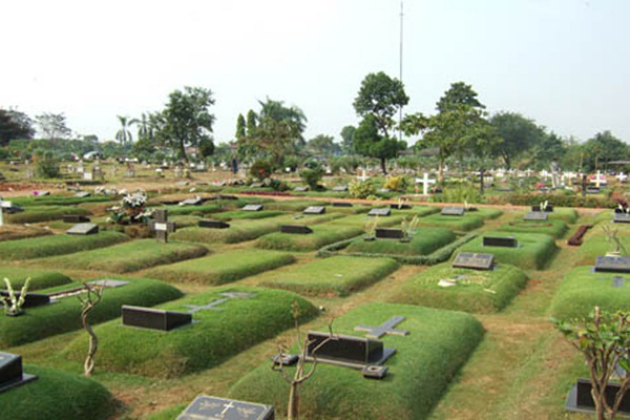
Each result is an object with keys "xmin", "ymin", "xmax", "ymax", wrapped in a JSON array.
[
  {"xmin": 66, "ymin": 223, "xmax": 99, "ymax": 235},
  {"xmin": 122, "ymin": 305, "xmax": 192, "ymax": 331},
  {"xmin": 390, "ymin": 204, "xmax": 412, "ymax": 210},
  {"xmin": 375, "ymin": 228, "xmax": 404, "ymax": 240},
  {"xmin": 452, "ymin": 252, "xmax": 495, "ymax": 270},
  {"xmin": 524, "ymin": 212, "xmax": 549, "ymax": 221},
  {"xmin": 199, "ymin": 219, "xmax": 230, "ymax": 229},
  {"xmin": 0, "ymin": 352, "xmax": 37, "ymax": 394},
  {"xmin": 0, "ymin": 291, "xmax": 50, "ymax": 308},
  {"xmin": 177, "ymin": 395, "xmax": 275, "ymax": 420},
  {"xmin": 483, "ymin": 236, "xmax": 518, "ymax": 248},
  {"xmin": 595, "ymin": 256, "xmax": 630, "ymax": 274},
  {"xmin": 368, "ymin": 208, "xmax": 391, "ymax": 217},
  {"xmin": 242, "ymin": 204, "xmax": 264, "ymax": 212},
  {"xmin": 280, "ymin": 225, "xmax": 313, "ymax": 235},
  {"xmin": 303, "ymin": 206, "xmax": 326, "ymax": 215},
  {"xmin": 62, "ymin": 214, "xmax": 91, "ymax": 224},
  {"xmin": 305, "ymin": 332, "xmax": 395, "ymax": 370},
  {"xmin": 441, "ymin": 206, "xmax": 465, "ymax": 216},
  {"xmin": 332, "ymin": 202, "xmax": 353, "ymax": 207},
  {"xmin": 565, "ymin": 378, "xmax": 630, "ymax": 415},
  {"xmin": 531, "ymin": 205, "xmax": 554, "ymax": 212}
]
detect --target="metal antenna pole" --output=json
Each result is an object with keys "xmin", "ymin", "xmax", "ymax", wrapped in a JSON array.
[{"xmin": 399, "ymin": 0, "xmax": 404, "ymax": 142}]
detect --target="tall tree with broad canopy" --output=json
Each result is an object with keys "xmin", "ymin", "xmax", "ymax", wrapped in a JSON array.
[
  {"xmin": 340, "ymin": 125, "xmax": 356, "ymax": 154},
  {"xmin": 582, "ymin": 130, "xmax": 629, "ymax": 171},
  {"xmin": 353, "ymin": 72, "xmax": 409, "ymax": 173},
  {"xmin": 307, "ymin": 134, "xmax": 340, "ymax": 157},
  {"xmin": 152, "ymin": 86, "xmax": 215, "ymax": 163},
  {"xmin": 436, "ymin": 81, "xmax": 485, "ymax": 112},
  {"xmin": 490, "ymin": 112, "xmax": 545, "ymax": 169},
  {"xmin": 36, "ymin": 112, "xmax": 71, "ymax": 141},
  {"xmin": 115, "ymin": 115, "xmax": 134, "ymax": 146},
  {"xmin": 0, "ymin": 109, "xmax": 34, "ymax": 146},
  {"xmin": 235, "ymin": 113, "xmax": 246, "ymax": 139}
]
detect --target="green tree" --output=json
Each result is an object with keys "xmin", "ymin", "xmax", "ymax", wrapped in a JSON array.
[
  {"xmin": 582, "ymin": 131, "xmax": 628, "ymax": 171},
  {"xmin": 152, "ymin": 86, "xmax": 216, "ymax": 163},
  {"xmin": 35, "ymin": 112, "xmax": 71, "ymax": 141},
  {"xmin": 531, "ymin": 132, "xmax": 566, "ymax": 170},
  {"xmin": 307, "ymin": 134, "xmax": 340, "ymax": 157},
  {"xmin": 131, "ymin": 113, "xmax": 153, "ymax": 142},
  {"xmin": 0, "ymin": 109, "xmax": 34, "ymax": 146},
  {"xmin": 340, "ymin": 125, "xmax": 356, "ymax": 154},
  {"xmin": 235, "ymin": 113, "xmax": 246, "ymax": 139},
  {"xmin": 246, "ymin": 109, "xmax": 257, "ymax": 135},
  {"xmin": 489, "ymin": 112, "xmax": 545, "ymax": 169},
  {"xmin": 353, "ymin": 72, "xmax": 409, "ymax": 173},
  {"xmin": 115, "ymin": 115, "xmax": 134, "ymax": 146},
  {"xmin": 436, "ymin": 81, "xmax": 485, "ymax": 112}
]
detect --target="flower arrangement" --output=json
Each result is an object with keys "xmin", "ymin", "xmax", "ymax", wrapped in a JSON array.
[
  {"xmin": 108, "ymin": 192, "xmax": 151, "ymax": 224},
  {"xmin": 1, "ymin": 277, "xmax": 30, "ymax": 316}
]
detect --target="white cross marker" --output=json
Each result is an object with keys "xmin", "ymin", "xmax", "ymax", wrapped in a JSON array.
[
  {"xmin": 415, "ymin": 172, "xmax": 436, "ymax": 196},
  {"xmin": 220, "ymin": 401, "xmax": 235, "ymax": 416},
  {"xmin": 357, "ymin": 169, "xmax": 370, "ymax": 182},
  {"xmin": 593, "ymin": 171, "xmax": 607, "ymax": 188},
  {"xmin": 617, "ymin": 172, "xmax": 628, "ymax": 183}
]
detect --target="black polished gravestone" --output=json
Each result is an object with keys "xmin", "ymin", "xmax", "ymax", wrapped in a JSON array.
[
  {"xmin": 594, "ymin": 256, "xmax": 630, "ymax": 274},
  {"xmin": 483, "ymin": 236, "xmax": 518, "ymax": 248},
  {"xmin": 0, "ymin": 352, "xmax": 37, "ymax": 394},
  {"xmin": 199, "ymin": 219, "xmax": 230, "ymax": 229},
  {"xmin": 177, "ymin": 395, "xmax": 274, "ymax": 420},
  {"xmin": 303, "ymin": 206, "xmax": 326, "ymax": 215},
  {"xmin": 566, "ymin": 378, "xmax": 630, "ymax": 416},
  {"xmin": 452, "ymin": 252, "xmax": 495, "ymax": 270},
  {"xmin": 66, "ymin": 223, "xmax": 99, "ymax": 235},
  {"xmin": 62, "ymin": 214, "xmax": 91, "ymax": 224},
  {"xmin": 242, "ymin": 204, "xmax": 264, "ymax": 212},
  {"xmin": 122, "ymin": 305, "xmax": 192, "ymax": 331},
  {"xmin": 305, "ymin": 332, "xmax": 396, "ymax": 370},
  {"xmin": 375, "ymin": 228, "xmax": 405, "ymax": 240},
  {"xmin": 0, "ymin": 291, "xmax": 50, "ymax": 308},
  {"xmin": 524, "ymin": 211, "xmax": 549, "ymax": 221},
  {"xmin": 614, "ymin": 213, "xmax": 630, "ymax": 224},
  {"xmin": 280, "ymin": 225, "xmax": 313, "ymax": 235},
  {"xmin": 331, "ymin": 202, "xmax": 353, "ymax": 208},
  {"xmin": 441, "ymin": 206, "xmax": 465, "ymax": 216},
  {"xmin": 368, "ymin": 208, "xmax": 391, "ymax": 217},
  {"xmin": 390, "ymin": 203, "xmax": 412, "ymax": 210},
  {"xmin": 531, "ymin": 205, "xmax": 554, "ymax": 212}
]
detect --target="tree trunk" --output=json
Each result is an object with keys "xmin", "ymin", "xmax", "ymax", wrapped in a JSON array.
[
  {"xmin": 82, "ymin": 309, "xmax": 98, "ymax": 376},
  {"xmin": 479, "ymin": 169, "xmax": 485, "ymax": 195},
  {"xmin": 180, "ymin": 141, "xmax": 188, "ymax": 163},
  {"xmin": 287, "ymin": 382, "xmax": 299, "ymax": 420},
  {"xmin": 380, "ymin": 158, "xmax": 387, "ymax": 175},
  {"xmin": 438, "ymin": 158, "xmax": 444, "ymax": 185}
]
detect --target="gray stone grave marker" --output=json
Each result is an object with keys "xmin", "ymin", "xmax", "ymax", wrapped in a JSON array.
[
  {"xmin": 148, "ymin": 209, "xmax": 176, "ymax": 243},
  {"xmin": 441, "ymin": 206, "xmax": 465, "ymax": 216},
  {"xmin": 368, "ymin": 208, "xmax": 391, "ymax": 217},
  {"xmin": 242, "ymin": 204, "xmax": 264, "ymax": 212},
  {"xmin": 525, "ymin": 212, "xmax": 549, "ymax": 221},
  {"xmin": 177, "ymin": 395, "xmax": 274, "ymax": 420},
  {"xmin": 294, "ymin": 186, "xmax": 308, "ymax": 192},
  {"xmin": 75, "ymin": 191, "xmax": 91, "ymax": 198},
  {"xmin": 179, "ymin": 196, "xmax": 203, "ymax": 206},
  {"xmin": 184, "ymin": 292, "xmax": 255, "ymax": 314},
  {"xmin": 303, "ymin": 206, "xmax": 326, "ymax": 215},
  {"xmin": 614, "ymin": 213, "xmax": 630, "ymax": 224},
  {"xmin": 595, "ymin": 256, "xmax": 630, "ymax": 273},
  {"xmin": 66, "ymin": 223, "xmax": 99, "ymax": 235},
  {"xmin": 354, "ymin": 316, "xmax": 409, "ymax": 339},
  {"xmin": 452, "ymin": 252, "xmax": 495, "ymax": 270}
]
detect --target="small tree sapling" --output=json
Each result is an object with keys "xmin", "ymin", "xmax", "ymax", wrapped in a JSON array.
[
  {"xmin": 0, "ymin": 277, "xmax": 30, "ymax": 316},
  {"xmin": 77, "ymin": 282, "xmax": 104, "ymax": 376}
]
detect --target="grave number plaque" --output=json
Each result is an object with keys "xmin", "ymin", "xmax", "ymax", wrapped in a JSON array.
[
  {"xmin": 524, "ymin": 212, "xmax": 548, "ymax": 221},
  {"xmin": 199, "ymin": 219, "xmax": 230, "ymax": 229},
  {"xmin": 375, "ymin": 228, "xmax": 405, "ymax": 240},
  {"xmin": 280, "ymin": 225, "xmax": 313, "ymax": 235},
  {"xmin": 62, "ymin": 214, "xmax": 91, "ymax": 224},
  {"xmin": 368, "ymin": 208, "xmax": 391, "ymax": 217},
  {"xmin": 594, "ymin": 256, "xmax": 630, "ymax": 274},
  {"xmin": 303, "ymin": 206, "xmax": 326, "ymax": 215},
  {"xmin": 177, "ymin": 395, "xmax": 275, "ymax": 420},
  {"xmin": 122, "ymin": 305, "xmax": 192, "ymax": 331},
  {"xmin": 483, "ymin": 236, "xmax": 518, "ymax": 248},
  {"xmin": 452, "ymin": 252, "xmax": 495, "ymax": 270},
  {"xmin": 242, "ymin": 204, "xmax": 264, "ymax": 212},
  {"xmin": 0, "ymin": 352, "xmax": 37, "ymax": 394},
  {"xmin": 614, "ymin": 213, "xmax": 630, "ymax": 224},
  {"xmin": 565, "ymin": 378, "xmax": 630, "ymax": 416},
  {"xmin": 441, "ymin": 206, "xmax": 465, "ymax": 216},
  {"xmin": 305, "ymin": 332, "xmax": 396, "ymax": 370},
  {"xmin": 331, "ymin": 202, "xmax": 353, "ymax": 208},
  {"xmin": 66, "ymin": 223, "xmax": 99, "ymax": 236}
]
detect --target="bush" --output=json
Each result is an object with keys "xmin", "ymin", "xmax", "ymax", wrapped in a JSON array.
[
  {"xmin": 0, "ymin": 277, "xmax": 182, "ymax": 346},
  {"xmin": 250, "ymin": 159, "xmax": 274, "ymax": 181},
  {"xmin": 0, "ymin": 231, "xmax": 129, "ymax": 260},
  {"xmin": 229, "ymin": 302, "xmax": 484, "ymax": 420},
  {"xmin": 383, "ymin": 176, "xmax": 408, "ymax": 192},
  {"xmin": 487, "ymin": 192, "xmax": 616, "ymax": 209},
  {"xmin": 299, "ymin": 160, "xmax": 325, "ymax": 190},
  {"xmin": 349, "ymin": 180, "xmax": 376, "ymax": 199},
  {"xmin": 388, "ymin": 262, "xmax": 528, "ymax": 313},
  {"xmin": 35, "ymin": 151, "xmax": 61, "ymax": 178},
  {"xmin": 433, "ymin": 183, "xmax": 482, "ymax": 204},
  {"xmin": 63, "ymin": 286, "xmax": 318, "ymax": 378},
  {"xmin": 34, "ymin": 239, "xmax": 208, "ymax": 273},
  {"xmin": 146, "ymin": 249, "xmax": 295, "ymax": 285},
  {"xmin": 258, "ymin": 256, "xmax": 398, "ymax": 297},
  {"xmin": 255, "ymin": 224, "xmax": 363, "ymax": 252},
  {"xmin": 0, "ymin": 365, "xmax": 114, "ymax": 420}
]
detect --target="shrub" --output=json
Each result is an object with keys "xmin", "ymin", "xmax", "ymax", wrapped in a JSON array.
[
  {"xmin": 35, "ymin": 151, "xmax": 61, "ymax": 178},
  {"xmin": 63, "ymin": 286, "xmax": 318, "ymax": 378},
  {"xmin": 433, "ymin": 183, "xmax": 482, "ymax": 204},
  {"xmin": 229, "ymin": 302, "xmax": 484, "ymax": 420},
  {"xmin": 0, "ymin": 231, "xmax": 129, "ymax": 260},
  {"xmin": 349, "ymin": 180, "xmax": 376, "ymax": 199},
  {"xmin": 257, "ymin": 256, "xmax": 398, "ymax": 297},
  {"xmin": 383, "ymin": 176, "xmax": 408, "ymax": 192},
  {"xmin": 299, "ymin": 160, "xmax": 325, "ymax": 190},
  {"xmin": 146, "ymin": 249, "xmax": 295, "ymax": 285},
  {"xmin": 388, "ymin": 262, "xmax": 528, "ymax": 313},
  {"xmin": 250, "ymin": 159, "xmax": 275, "ymax": 181}
]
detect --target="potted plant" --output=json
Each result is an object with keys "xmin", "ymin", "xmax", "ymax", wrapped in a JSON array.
[{"xmin": 1, "ymin": 277, "xmax": 30, "ymax": 317}]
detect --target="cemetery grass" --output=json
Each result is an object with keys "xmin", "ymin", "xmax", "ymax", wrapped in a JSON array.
[
  {"xmin": 212, "ymin": 209, "xmax": 285, "ymax": 221},
  {"xmin": 574, "ymin": 229, "xmax": 630, "ymax": 265},
  {"xmin": 0, "ymin": 224, "xmax": 52, "ymax": 242},
  {"xmin": 145, "ymin": 249, "xmax": 295, "ymax": 285},
  {"xmin": 255, "ymin": 224, "xmax": 364, "ymax": 252},
  {"xmin": 63, "ymin": 286, "xmax": 318, "ymax": 378},
  {"xmin": 257, "ymin": 255, "xmax": 399, "ymax": 297},
  {"xmin": 387, "ymin": 263, "xmax": 528, "ymax": 313},
  {"xmin": 229, "ymin": 302, "xmax": 484, "ymax": 420},
  {"xmin": 5, "ymin": 205, "xmax": 91, "ymax": 224},
  {"xmin": 0, "ymin": 364, "xmax": 116, "ymax": 420},
  {"xmin": 460, "ymin": 231, "xmax": 558, "ymax": 270},
  {"xmin": 417, "ymin": 213, "xmax": 485, "ymax": 232},
  {"xmin": 0, "ymin": 230, "xmax": 129, "ymax": 260},
  {"xmin": 328, "ymin": 213, "xmax": 406, "ymax": 228},
  {"xmin": 31, "ymin": 239, "xmax": 208, "ymax": 273},
  {"xmin": 345, "ymin": 227, "xmax": 456, "ymax": 256},
  {"xmin": 10, "ymin": 194, "xmax": 112, "ymax": 207},
  {"xmin": 469, "ymin": 207, "xmax": 503, "ymax": 220},
  {"xmin": 0, "ymin": 266, "xmax": 72, "ymax": 290},
  {"xmin": 498, "ymin": 219, "xmax": 569, "ymax": 238},
  {"xmin": 0, "ymin": 277, "xmax": 182, "ymax": 346}
]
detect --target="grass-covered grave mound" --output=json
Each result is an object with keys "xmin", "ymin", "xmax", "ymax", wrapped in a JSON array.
[
  {"xmin": 387, "ymin": 262, "xmax": 528, "ymax": 313},
  {"xmin": 0, "ymin": 266, "xmax": 72, "ymax": 290},
  {"xmin": 212, "ymin": 209, "xmax": 285, "ymax": 221},
  {"xmin": 0, "ymin": 277, "xmax": 182, "ymax": 346},
  {"xmin": 549, "ymin": 265, "xmax": 630, "ymax": 319},
  {"xmin": 257, "ymin": 255, "xmax": 399, "ymax": 297},
  {"xmin": 544, "ymin": 207, "xmax": 579, "ymax": 224},
  {"xmin": 63, "ymin": 286, "xmax": 318, "ymax": 378},
  {"xmin": 459, "ymin": 231, "xmax": 558, "ymax": 270},
  {"xmin": 498, "ymin": 218, "xmax": 569, "ymax": 238},
  {"xmin": 256, "ymin": 224, "xmax": 363, "ymax": 252},
  {"xmin": 0, "ymin": 364, "xmax": 115, "ymax": 420},
  {"xmin": 0, "ymin": 225, "xmax": 52, "ymax": 242},
  {"xmin": 327, "ymin": 213, "xmax": 406, "ymax": 228},
  {"xmin": 146, "ymin": 249, "xmax": 295, "ymax": 285},
  {"xmin": 416, "ymin": 213, "xmax": 484, "ymax": 232},
  {"xmin": 467, "ymin": 207, "xmax": 503, "ymax": 220},
  {"xmin": 0, "ymin": 231, "xmax": 129, "ymax": 260},
  {"xmin": 171, "ymin": 213, "xmax": 343, "ymax": 244},
  {"xmin": 5, "ymin": 205, "xmax": 91, "ymax": 224},
  {"xmin": 575, "ymin": 228, "xmax": 630, "ymax": 266},
  {"xmin": 11, "ymin": 194, "xmax": 112, "ymax": 207},
  {"xmin": 32, "ymin": 239, "xmax": 208, "ymax": 273},
  {"xmin": 229, "ymin": 302, "xmax": 484, "ymax": 420},
  {"xmin": 345, "ymin": 227, "xmax": 456, "ymax": 256}
]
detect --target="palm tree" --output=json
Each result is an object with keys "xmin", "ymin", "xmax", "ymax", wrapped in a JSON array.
[
  {"xmin": 131, "ymin": 113, "xmax": 152, "ymax": 142},
  {"xmin": 115, "ymin": 116, "xmax": 134, "ymax": 146}
]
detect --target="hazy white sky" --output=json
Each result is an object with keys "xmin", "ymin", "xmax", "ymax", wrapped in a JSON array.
[{"xmin": 2, "ymin": 0, "xmax": 628, "ymax": 144}]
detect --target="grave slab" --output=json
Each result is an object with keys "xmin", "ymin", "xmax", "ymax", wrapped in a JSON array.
[
  {"xmin": 595, "ymin": 256, "xmax": 630, "ymax": 274},
  {"xmin": 565, "ymin": 378, "xmax": 630, "ymax": 416},
  {"xmin": 375, "ymin": 228, "xmax": 404, "ymax": 240},
  {"xmin": 614, "ymin": 213, "xmax": 630, "ymax": 224},
  {"xmin": 524, "ymin": 212, "xmax": 549, "ymax": 221},
  {"xmin": 177, "ymin": 395, "xmax": 275, "ymax": 420},
  {"xmin": 242, "ymin": 204, "xmax": 264, "ymax": 212},
  {"xmin": 0, "ymin": 352, "xmax": 37, "ymax": 394},
  {"xmin": 280, "ymin": 225, "xmax": 313, "ymax": 235},
  {"xmin": 303, "ymin": 206, "xmax": 326, "ymax": 215},
  {"xmin": 122, "ymin": 305, "xmax": 192, "ymax": 331},
  {"xmin": 304, "ymin": 331, "xmax": 395, "ymax": 370},
  {"xmin": 66, "ymin": 223, "xmax": 99, "ymax": 235},
  {"xmin": 368, "ymin": 208, "xmax": 391, "ymax": 217},
  {"xmin": 483, "ymin": 236, "xmax": 518, "ymax": 248},
  {"xmin": 452, "ymin": 252, "xmax": 495, "ymax": 270},
  {"xmin": 354, "ymin": 316, "xmax": 409, "ymax": 339},
  {"xmin": 199, "ymin": 219, "xmax": 230, "ymax": 229},
  {"xmin": 441, "ymin": 206, "xmax": 465, "ymax": 216},
  {"xmin": 331, "ymin": 202, "xmax": 353, "ymax": 208}
]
